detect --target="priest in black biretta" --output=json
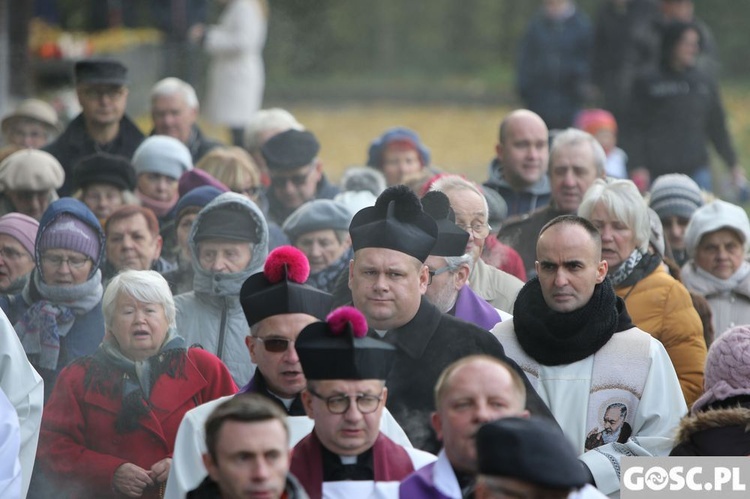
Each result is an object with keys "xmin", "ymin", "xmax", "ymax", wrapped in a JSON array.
[
  {"xmin": 475, "ymin": 417, "xmax": 590, "ymax": 497},
  {"xmin": 240, "ymin": 245, "xmax": 332, "ymax": 327},
  {"xmin": 349, "ymin": 184, "xmax": 438, "ymax": 263},
  {"xmin": 420, "ymin": 190, "xmax": 470, "ymax": 257},
  {"xmin": 296, "ymin": 306, "xmax": 396, "ymax": 381}
]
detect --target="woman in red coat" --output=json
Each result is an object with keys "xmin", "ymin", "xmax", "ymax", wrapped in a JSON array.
[{"xmin": 37, "ymin": 270, "xmax": 237, "ymax": 498}]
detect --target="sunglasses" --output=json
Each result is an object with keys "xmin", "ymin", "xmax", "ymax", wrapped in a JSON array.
[
  {"xmin": 255, "ymin": 336, "xmax": 294, "ymax": 353},
  {"xmin": 269, "ymin": 166, "xmax": 314, "ymax": 188}
]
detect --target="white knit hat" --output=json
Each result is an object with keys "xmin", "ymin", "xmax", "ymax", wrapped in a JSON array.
[
  {"xmin": 132, "ymin": 136, "xmax": 193, "ymax": 180},
  {"xmin": 684, "ymin": 200, "xmax": 750, "ymax": 257}
]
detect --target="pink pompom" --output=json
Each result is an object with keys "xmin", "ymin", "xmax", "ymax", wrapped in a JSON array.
[
  {"xmin": 327, "ymin": 306, "xmax": 368, "ymax": 338},
  {"xmin": 263, "ymin": 246, "xmax": 310, "ymax": 284}
]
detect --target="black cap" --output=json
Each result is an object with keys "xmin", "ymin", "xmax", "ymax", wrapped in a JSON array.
[
  {"xmin": 261, "ymin": 129, "xmax": 320, "ymax": 172},
  {"xmin": 421, "ymin": 191, "xmax": 470, "ymax": 257},
  {"xmin": 195, "ymin": 207, "xmax": 259, "ymax": 243},
  {"xmin": 240, "ymin": 246, "xmax": 333, "ymax": 327},
  {"xmin": 477, "ymin": 417, "xmax": 589, "ymax": 490},
  {"xmin": 74, "ymin": 59, "xmax": 128, "ymax": 86},
  {"xmin": 72, "ymin": 153, "xmax": 136, "ymax": 192},
  {"xmin": 296, "ymin": 306, "xmax": 396, "ymax": 380},
  {"xmin": 349, "ymin": 185, "xmax": 438, "ymax": 263}
]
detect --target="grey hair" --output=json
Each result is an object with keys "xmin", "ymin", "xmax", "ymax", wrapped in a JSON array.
[
  {"xmin": 103, "ymin": 270, "xmax": 176, "ymax": 330},
  {"xmin": 550, "ymin": 128, "xmax": 607, "ymax": 177},
  {"xmin": 150, "ymin": 77, "xmax": 199, "ymax": 110},
  {"xmin": 429, "ymin": 175, "xmax": 489, "ymax": 218},
  {"xmin": 340, "ymin": 166, "xmax": 387, "ymax": 196},
  {"xmin": 243, "ymin": 108, "xmax": 304, "ymax": 153},
  {"xmin": 606, "ymin": 402, "xmax": 627, "ymax": 419},
  {"xmin": 578, "ymin": 179, "xmax": 651, "ymax": 252},
  {"xmin": 443, "ymin": 253, "xmax": 473, "ymax": 269}
]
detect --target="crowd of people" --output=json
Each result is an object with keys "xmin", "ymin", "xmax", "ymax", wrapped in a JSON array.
[{"xmin": 1, "ymin": 1, "xmax": 749, "ymax": 498}]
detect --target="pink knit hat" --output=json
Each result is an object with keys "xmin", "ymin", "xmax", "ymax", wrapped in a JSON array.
[
  {"xmin": 0, "ymin": 213, "xmax": 39, "ymax": 256},
  {"xmin": 692, "ymin": 325, "xmax": 750, "ymax": 413}
]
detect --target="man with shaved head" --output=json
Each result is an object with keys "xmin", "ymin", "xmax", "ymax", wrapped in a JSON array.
[{"xmin": 483, "ymin": 109, "xmax": 551, "ymax": 217}]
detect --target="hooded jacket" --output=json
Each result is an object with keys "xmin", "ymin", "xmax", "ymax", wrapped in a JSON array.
[
  {"xmin": 670, "ymin": 403, "xmax": 750, "ymax": 456},
  {"xmin": 174, "ymin": 193, "xmax": 269, "ymax": 386},
  {"xmin": 483, "ymin": 158, "xmax": 551, "ymax": 217},
  {"xmin": 0, "ymin": 198, "xmax": 106, "ymax": 399}
]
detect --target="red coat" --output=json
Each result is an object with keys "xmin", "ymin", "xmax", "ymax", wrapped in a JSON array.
[{"xmin": 38, "ymin": 348, "xmax": 237, "ymax": 498}]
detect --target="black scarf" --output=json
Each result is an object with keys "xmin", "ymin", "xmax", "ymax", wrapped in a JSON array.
[{"xmin": 513, "ymin": 277, "xmax": 624, "ymax": 366}]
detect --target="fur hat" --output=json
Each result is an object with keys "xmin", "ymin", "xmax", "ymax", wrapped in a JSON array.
[
  {"xmin": 684, "ymin": 200, "xmax": 750, "ymax": 257},
  {"xmin": 692, "ymin": 325, "xmax": 750, "ymax": 413}
]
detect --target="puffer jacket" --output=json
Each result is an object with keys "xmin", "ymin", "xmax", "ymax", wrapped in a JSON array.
[
  {"xmin": 174, "ymin": 193, "xmax": 269, "ymax": 386},
  {"xmin": 615, "ymin": 254, "xmax": 707, "ymax": 407},
  {"xmin": 680, "ymin": 262, "xmax": 750, "ymax": 339}
]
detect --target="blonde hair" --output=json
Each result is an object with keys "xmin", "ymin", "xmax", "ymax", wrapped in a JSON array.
[{"xmin": 196, "ymin": 147, "xmax": 261, "ymax": 194}]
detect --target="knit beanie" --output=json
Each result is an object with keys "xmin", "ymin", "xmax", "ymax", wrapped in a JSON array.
[
  {"xmin": 0, "ymin": 149, "xmax": 65, "ymax": 192},
  {"xmin": 38, "ymin": 213, "xmax": 100, "ymax": 262},
  {"xmin": 684, "ymin": 200, "xmax": 750, "ymax": 257},
  {"xmin": 0, "ymin": 213, "xmax": 39, "ymax": 256},
  {"xmin": 175, "ymin": 186, "xmax": 225, "ymax": 222},
  {"xmin": 574, "ymin": 108, "xmax": 617, "ymax": 135},
  {"xmin": 132, "ymin": 136, "xmax": 193, "ymax": 180},
  {"xmin": 649, "ymin": 174, "xmax": 703, "ymax": 221},
  {"xmin": 692, "ymin": 325, "xmax": 750, "ymax": 413}
]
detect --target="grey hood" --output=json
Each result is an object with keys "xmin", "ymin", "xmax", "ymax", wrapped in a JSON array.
[{"xmin": 189, "ymin": 192, "xmax": 269, "ymax": 297}]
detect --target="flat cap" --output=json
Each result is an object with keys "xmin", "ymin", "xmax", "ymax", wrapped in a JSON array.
[
  {"xmin": 75, "ymin": 59, "xmax": 128, "ymax": 86},
  {"xmin": 2, "ymin": 98, "xmax": 60, "ymax": 134},
  {"xmin": 282, "ymin": 199, "xmax": 353, "ymax": 242},
  {"xmin": 261, "ymin": 129, "xmax": 320, "ymax": 171}
]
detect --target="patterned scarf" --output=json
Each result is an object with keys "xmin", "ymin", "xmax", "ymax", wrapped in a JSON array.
[
  {"xmin": 306, "ymin": 247, "xmax": 353, "ymax": 294},
  {"xmin": 86, "ymin": 330, "xmax": 186, "ymax": 433},
  {"xmin": 608, "ymin": 249, "xmax": 643, "ymax": 287},
  {"xmin": 513, "ymin": 276, "xmax": 619, "ymax": 365},
  {"xmin": 15, "ymin": 269, "xmax": 103, "ymax": 370}
]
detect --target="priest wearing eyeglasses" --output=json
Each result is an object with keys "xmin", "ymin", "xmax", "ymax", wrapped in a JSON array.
[
  {"xmin": 291, "ymin": 306, "xmax": 436, "ymax": 499},
  {"xmin": 164, "ymin": 246, "xmax": 411, "ymax": 499}
]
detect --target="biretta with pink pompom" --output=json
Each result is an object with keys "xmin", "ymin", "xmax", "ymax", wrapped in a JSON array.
[
  {"xmin": 296, "ymin": 306, "xmax": 396, "ymax": 380},
  {"xmin": 240, "ymin": 245, "xmax": 332, "ymax": 327}
]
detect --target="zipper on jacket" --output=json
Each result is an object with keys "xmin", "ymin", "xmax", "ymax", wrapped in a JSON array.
[{"xmin": 217, "ymin": 299, "xmax": 228, "ymax": 360}]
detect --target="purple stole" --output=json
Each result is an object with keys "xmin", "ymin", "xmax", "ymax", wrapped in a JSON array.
[
  {"xmin": 399, "ymin": 462, "xmax": 453, "ymax": 499},
  {"xmin": 290, "ymin": 431, "xmax": 415, "ymax": 499},
  {"xmin": 454, "ymin": 286, "xmax": 502, "ymax": 330}
]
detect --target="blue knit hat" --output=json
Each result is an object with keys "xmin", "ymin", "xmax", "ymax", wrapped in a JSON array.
[
  {"xmin": 367, "ymin": 127, "xmax": 431, "ymax": 168},
  {"xmin": 175, "ymin": 186, "xmax": 225, "ymax": 221}
]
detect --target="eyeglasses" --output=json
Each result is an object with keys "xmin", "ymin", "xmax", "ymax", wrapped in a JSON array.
[
  {"xmin": 307, "ymin": 388, "xmax": 383, "ymax": 414},
  {"xmin": 41, "ymin": 254, "xmax": 91, "ymax": 269},
  {"xmin": 0, "ymin": 246, "xmax": 30, "ymax": 261},
  {"xmin": 456, "ymin": 222, "xmax": 491, "ymax": 238},
  {"xmin": 269, "ymin": 166, "xmax": 315, "ymax": 188},
  {"xmin": 428, "ymin": 265, "xmax": 453, "ymax": 285},
  {"xmin": 255, "ymin": 336, "xmax": 294, "ymax": 353},
  {"xmin": 81, "ymin": 85, "xmax": 126, "ymax": 100}
]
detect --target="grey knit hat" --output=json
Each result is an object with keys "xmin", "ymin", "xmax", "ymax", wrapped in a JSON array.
[
  {"xmin": 684, "ymin": 200, "xmax": 750, "ymax": 257},
  {"xmin": 649, "ymin": 174, "xmax": 703, "ymax": 221},
  {"xmin": 692, "ymin": 325, "xmax": 750, "ymax": 413},
  {"xmin": 282, "ymin": 199, "xmax": 353, "ymax": 242},
  {"xmin": 132, "ymin": 136, "xmax": 193, "ymax": 180}
]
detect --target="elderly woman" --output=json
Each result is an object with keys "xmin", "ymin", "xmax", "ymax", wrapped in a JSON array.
[
  {"xmin": 0, "ymin": 198, "xmax": 106, "ymax": 401},
  {"xmin": 72, "ymin": 152, "xmax": 138, "ymax": 225},
  {"xmin": 680, "ymin": 200, "xmax": 750, "ymax": 338},
  {"xmin": 671, "ymin": 325, "xmax": 750, "ymax": 456},
  {"xmin": 1, "ymin": 98, "xmax": 60, "ymax": 149},
  {"xmin": 0, "ymin": 213, "xmax": 38, "ymax": 295},
  {"xmin": 0, "ymin": 149, "xmax": 64, "ymax": 220},
  {"xmin": 133, "ymin": 135, "xmax": 193, "ymax": 226},
  {"xmin": 37, "ymin": 270, "xmax": 236, "ymax": 499},
  {"xmin": 579, "ymin": 179, "xmax": 707, "ymax": 407}
]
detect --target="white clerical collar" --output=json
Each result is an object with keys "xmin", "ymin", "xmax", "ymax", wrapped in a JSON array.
[
  {"xmin": 374, "ymin": 329, "xmax": 388, "ymax": 338},
  {"xmin": 339, "ymin": 455, "xmax": 357, "ymax": 465},
  {"xmin": 269, "ymin": 392, "xmax": 294, "ymax": 410}
]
